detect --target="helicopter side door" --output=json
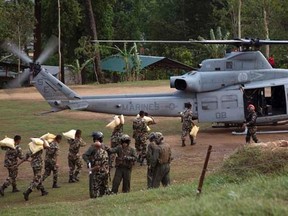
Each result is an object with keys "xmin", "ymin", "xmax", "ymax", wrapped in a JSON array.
[{"xmin": 197, "ymin": 90, "xmax": 244, "ymax": 123}]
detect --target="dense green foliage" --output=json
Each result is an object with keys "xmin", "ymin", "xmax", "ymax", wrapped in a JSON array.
[{"xmin": 2, "ymin": 0, "xmax": 288, "ymax": 81}]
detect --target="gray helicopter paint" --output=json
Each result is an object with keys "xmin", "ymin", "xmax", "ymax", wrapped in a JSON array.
[
  {"xmin": 197, "ymin": 89, "xmax": 245, "ymax": 122},
  {"xmin": 33, "ymin": 68, "xmax": 196, "ymax": 116}
]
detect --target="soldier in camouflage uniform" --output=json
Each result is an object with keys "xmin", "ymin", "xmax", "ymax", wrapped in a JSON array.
[
  {"xmin": 82, "ymin": 136, "xmax": 109, "ymax": 198},
  {"xmin": 42, "ymin": 135, "xmax": 62, "ymax": 188},
  {"xmin": 180, "ymin": 102, "xmax": 196, "ymax": 147},
  {"xmin": 244, "ymin": 104, "xmax": 259, "ymax": 144},
  {"xmin": 110, "ymin": 123, "xmax": 124, "ymax": 167},
  {"xmin": 108, "ymin": 134, "xmax": 137, "ymax": 194},
  {"xmin": 146, "ymin": 132, "xmax": 157, "ymax": 189},
  {"xmin": 132, "ymin": 110, "xmax": 148, "ymax": 164},
  {"xmin": 0, "ymin": 135, "xmax": 24, "ymax": 196},
  {"xmin": 151, "ymin": 132, "xmax": 172, "ymax": 188},
  {"xmin": 23, "ymin": 141, "xmax": 49, "ymax": 201},
  {"xmin": 67, "ymin": 129, "xmax": 86, "ymax": 183}
]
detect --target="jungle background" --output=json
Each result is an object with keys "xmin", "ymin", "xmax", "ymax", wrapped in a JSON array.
[{"xmin": 1, "ymin": 0, "xmax": 288, "ymax": 83}]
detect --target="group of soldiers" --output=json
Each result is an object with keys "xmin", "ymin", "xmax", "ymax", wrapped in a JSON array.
[{"xmin": 0, "ymin": 110, "xmax": 174, "ymax": 201}]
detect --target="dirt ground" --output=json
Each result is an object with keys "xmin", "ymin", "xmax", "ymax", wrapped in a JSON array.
[{"xmin": 1, "ymin": 85, "xmax": 288, "ymax": 184}]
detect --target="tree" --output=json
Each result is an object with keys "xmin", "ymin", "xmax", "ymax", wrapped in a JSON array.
[
  {"xmin": 198, "ymin": 27, "xmax": 230, "ymax": 58},
  {"xmin": 83, "ymin": 0, "xmax": 103, "ymax": 83}
]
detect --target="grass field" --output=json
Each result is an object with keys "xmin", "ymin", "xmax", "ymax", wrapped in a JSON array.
[{"xmin": 0, "ymin": 82, "xmax": 288, "ymax": 215}]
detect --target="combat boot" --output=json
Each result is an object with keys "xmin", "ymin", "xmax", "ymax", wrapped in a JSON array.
[
  {"xmin": 0, "ymin": 185, "xmax": 5, "ymax": 196},
  {"xmin": 12, "ymin": 185, "xmax": 20, "ymax": 193},
  {"xmin": 190, "ymin": 136, "xmax": 196, "ymax": 145},
  {"xmin": 68, "ymin": 175, "xmax": 76, "ymax": 183},
  {"xmin": 23, "ymin": 188, "xmax": 32, "ymax": 201},
  {"xmin": 52, "ymin": 181, "xmax": 61, "ymax": 188},
  {"xmin": 41, "ymin": 188, "xmax": 49, "ymax": 196},
  {"xmin": 74, "ymin": 171, "xmax": 80, "ymax": 182},
  {"xmin": 181, "ymin": 140, "xmax": 186, "ymax": 147}
]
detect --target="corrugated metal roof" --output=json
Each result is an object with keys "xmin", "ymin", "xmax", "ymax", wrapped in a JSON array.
[{"xmin": 101, "ymin": 54, "xmax": 193, "ymax": 72}]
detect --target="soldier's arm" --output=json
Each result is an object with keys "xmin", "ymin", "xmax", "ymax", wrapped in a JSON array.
[
  {"xmin": 125, "ymin": 148, "xmax": 137, "ymax": 162},
  {"xmin": 108, "ymin": 145, "xmax": 119, "ymax": 154},
  {"xmin": 82, "ymin": 146, "xmax": 94, "ymax": 164},
  {"xmin": 17, "ymin": 146, "xmax": 25, "ymax": 160}
]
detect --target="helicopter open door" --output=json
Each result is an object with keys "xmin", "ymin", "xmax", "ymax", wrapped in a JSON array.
[
  {"xmin": 197, "ymin": 90, "xmax": 244, "ymax": 123},
  {"xmin": 243, "ymin": 85, "xmax": 287, "ymax": 118}
]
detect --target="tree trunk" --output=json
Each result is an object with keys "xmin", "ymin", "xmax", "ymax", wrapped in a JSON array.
[
  {"xmin": 33, "ymin": 0, "xmax": 41, "ymax": 62},
  {"xmin": 238, "ymin": 0, "xmax": 242, "ymax": 38},
  {"xmin": 263, "ymin": 4, "xmax": 270, "ymax": 57},
  {"xmin": 83, "ymin": 0, "xmax": 104, "ymax": 83}
]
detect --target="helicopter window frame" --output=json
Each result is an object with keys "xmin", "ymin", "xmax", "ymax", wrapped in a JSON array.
[
  {"xmin": 221, "ymin": 95, "xmax": 238, "ymax": 109},
  {"xmin": 226, "ymin": 61, "xmax": 233, "ymax": 70},
  {"xmin": 201, "ymin": 96, "xmax": 218, "ymax": 110}
]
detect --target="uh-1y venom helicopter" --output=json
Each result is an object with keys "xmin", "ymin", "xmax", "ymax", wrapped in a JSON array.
[{"xmin": 2, "ymin": 38, "xmax": 288, "ymax": 127}]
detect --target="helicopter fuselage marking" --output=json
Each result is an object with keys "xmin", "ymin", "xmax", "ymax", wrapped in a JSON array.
[
  {"xmin": 216, "ymin": 112, "xmax": 227, "ymax": 119},
  {"xmin": 238, "ymin": 72, "xmax": 248, "ymax": 82},
  {"xmin": 121, "ymin": 102, "xmax": 160, "ymax": 111}
]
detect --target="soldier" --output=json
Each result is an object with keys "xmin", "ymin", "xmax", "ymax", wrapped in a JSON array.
[
  {"xmin": 23, "ymin": 140, "xmax": 49, "ymax": 201},
  {"xmin": 110, "ymin": 121, "xmax": 124, "ymax": 167},
  {"xmin": 67, "ymin": 129, "xmax": 86, "ymax": 183},
  {"xmin": 0, "ymin": 135, "xmax": 24, "ymax": 196},
  {"xmin": 244, "ymin": 104, "xmax": 259, "ymax": 144},
  {"xmin": 132, "ymin": 110, "xmax": 148, "ymax": 164},
  {"xmin": 42, "ymin": 135, "xmax": 62, "ymax": 188},
  {"xmin": 146, "ymin": 132, "xmax": 157, "ymax": 189},
  {"xmin": 108, "ymin": 134, "xmax": 137, "ymax": 194},
  {"xmin": 151, "ymin": 132, "xmax": 172, "ymax": 188},
  {"xmin": 82, "ymin": 135, "xmax": 109, "ymax": 198},
  {"xmin": 180, "ymin": 102, "xmax": 196, "ymax": 147}
]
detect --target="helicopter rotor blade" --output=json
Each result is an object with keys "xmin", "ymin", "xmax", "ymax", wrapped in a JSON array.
[
  {"xmin": 36, "ymin": 35, "xmax": 59, "ymax": 64},
  {"xmin": 1, "ymin": 41, "xmax": 33, "ymax": 64},
  {"xmin": 5, "ymin": 69, "xmax": 31, "ymax": 89}
]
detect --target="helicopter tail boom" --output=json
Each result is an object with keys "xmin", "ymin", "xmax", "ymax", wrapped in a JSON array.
[{"xmin": 32, "ymin": 68, "xmax": 85, "ymax": 111}]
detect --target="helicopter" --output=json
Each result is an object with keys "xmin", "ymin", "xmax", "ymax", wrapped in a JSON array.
[{"xmin": 2, "ymin": 38, "xmax": 288, "ymax": 127}]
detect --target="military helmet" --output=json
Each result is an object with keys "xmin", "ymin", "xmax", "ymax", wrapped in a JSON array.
[
  {"xmin": 121, "ymin": 134, "xmax": 131, "ymax": 144},
  {"xmin": 154, "ymin": 132, "xmax": 164, "ymax": 144},
  {"xmin": 91, "ymin": 131, "xmax": 104, "ymax": 142},
  {"xmin": 147, "ymin": 132, "xmax": 156, "ymax": 142}
]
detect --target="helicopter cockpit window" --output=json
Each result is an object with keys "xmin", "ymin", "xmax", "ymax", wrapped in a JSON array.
[
  {"xmin": 201, "ymin": 97, "xmax": 218, "ymax": 110},
  {"xmin": 226, "ymin": 61, "xmax": 233, "ymax": 69}
]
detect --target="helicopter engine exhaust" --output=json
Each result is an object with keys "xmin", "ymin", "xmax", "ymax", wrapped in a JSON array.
[{"xmin": 170, "ymin": 72, "xmax": 201, "ymax": 92}]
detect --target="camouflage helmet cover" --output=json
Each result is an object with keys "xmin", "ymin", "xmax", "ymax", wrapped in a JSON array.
[
  {"xmin": 154, "ymin": 132, "xmax": 164, "ymax": 144},
  {"xmin": 91, "ymin": 131, "xmax": 104, "ymax": 140},
  {"xmin": 121, "ymin": 134, "xmax": 131, "ymax": 144}
]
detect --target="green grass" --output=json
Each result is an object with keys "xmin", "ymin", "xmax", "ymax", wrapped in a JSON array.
[{"xmin": 1, "ymin": 174, "xmax": 287, "ymax": 215}]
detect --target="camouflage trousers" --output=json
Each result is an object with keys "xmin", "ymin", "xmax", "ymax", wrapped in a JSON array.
[
  {"xmin": 181, "ymin": 127, "xmax": 192, "ymax": 140},
  {"xmin": 42, "ymin": 160, "xmax": 58, "ymax": 183},
  {"xmin": 134, "ymin": 136, "xmax": 147, "ymax": 160},
  {"xmin": 90, "ymin": 172, "xmax": 109, "ymax": 198},
  {"xmin": 68, "ymin": 155, "xmax": 82, "ymax": 177},
  {"xmin": 246, "ymin": 126, "xmax": 258, "ymax": 143},
  {"xmin": 28, "ymin": 166, "xmax": 44, "ymax": 191},
  {"xmin": 112, "ymin": 166, "xmax": 132, "ymax": 194},
  {"xmin": 151, "ymin": 163, "xmax": 170, "ymax": 188},
  {"xmin": 2, "ymin": 167, "xmax": 18, "ymax": 188},
  {"xmin": 147, "ymin": 166, "xmax": 154, "ymax": 189}
]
